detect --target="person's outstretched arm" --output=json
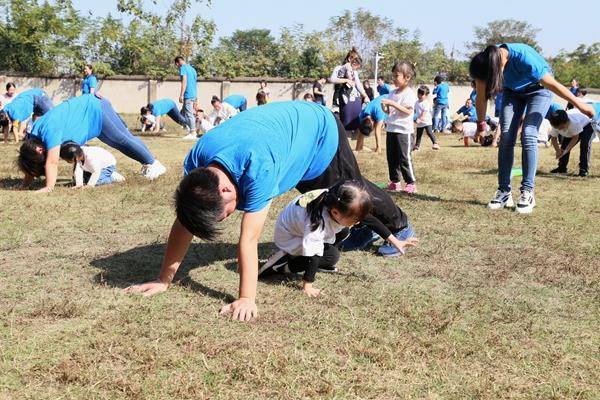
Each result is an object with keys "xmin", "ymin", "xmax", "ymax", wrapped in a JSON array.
[
  {"xmin": 36, "ymin": 146, "xmax": 60, "ymax": 193},
  {"xmin": 124, "ymin": 218, "xmax": 193, "ymax": 296},
  {"xmin": 540, "ymin": 75, "xmax": 594, "ymax": 118},
  {"xmin": 219, "ymin": 205, "xmax": 271, "ymax": 322}
]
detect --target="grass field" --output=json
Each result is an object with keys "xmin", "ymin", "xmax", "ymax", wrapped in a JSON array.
[{"xmin": 1, "ymin": 116, "xmax": 599, "ymax": 399}]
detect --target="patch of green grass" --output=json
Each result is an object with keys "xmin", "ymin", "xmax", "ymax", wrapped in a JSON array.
[{"xmin": 0, "ymin": 116, "xmax": 598, "ymax": 399}]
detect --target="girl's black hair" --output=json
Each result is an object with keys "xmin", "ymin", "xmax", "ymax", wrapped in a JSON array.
[
  {"xmin": 434, "ymin": 75, "xmax": 443, "ymax": 84},
  {"xmin": 210, "ymin": 96, "xmax": 221, "ymax": 105},
  {"xmin": 306, "ymin": 180, "xmax": 372, "ymax": 232},
  {"xmin": 140, "ymin": 106, "xmax": 149, "ymax": 115},
  {"xmin": 0, "ymin": 111, "xmax": 9, "ymax": 127},
  {"xmin": 85, "ymin": 64, "xmax": 94, "ymax": 71},
  {"xmin": 59, "ymin": 141, "xmax": 84, "ymax": 163},
  {"xmin": 392, "ymin": 61, "xmax": 416, "ymax": 81},
  {"xmin": 5, "ymin": 82, "xmax": 15, "ymax": 91},
  {"xmin": 548, "ymin": 110, "xmax": 569, "ymax": 127},
  {"xmin": 256, "ymin": 91, "xmax": 267, "ymax": 105},
  {"xmin": 18, "ymin": 138, "xmax": 46, "ymax": 177},
  {"xmin": 469, "ymin": 45, "xmax": 504, "ymax": 100},
  {"xmin": 175, "ymin": 167, "xmax": 224, "ymax": 240},
  {"xmin": 417, "ymin": 85, "xmax": 430, "ymax": 96},
  {"xmin": 344, "ymin": 47, "xmax": 362, "ymax": 65}
]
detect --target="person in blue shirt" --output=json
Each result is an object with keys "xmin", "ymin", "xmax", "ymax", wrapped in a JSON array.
[
  {"xmin": 376, "ymin": 77, "xmax": 392, "ymax": 96},
  {"xmin": 223, "ymin": 94, "xmax": 248, "ymax": 112},
  {"xmin": 470, "ymin": 43, "xmax": 595, "ymax": 214},
  {"xmin": 17, "ymin": 94, "xmax": 166, "ymax": 192},
  {"xmin": 140, "ymin": 98, "xmax": 190, "ymax": 133},
  {"xmin": 81, "ymin": 64, "xmax": 98, "ymax": 95},
  {"xmin": 358, "ymin": 94, "xmax": 388, "ymax": 153},
  {"xmin": 456, "ymin": 98, "xmax": 477, "ymax": 122},
  {"xmin": 174, "ymin": 56, "xmax": 198, "ymax": 140},
  {"xmin": 124, "ymin": 101, "xmax": 417, "ymax": 322},
  {"xmin": 0, "ymin": 88, "xmax": 53, "ymax": 142},
  {"xmin": 432, "ymin": 75, "xmax": 450, "ymax": 132}
]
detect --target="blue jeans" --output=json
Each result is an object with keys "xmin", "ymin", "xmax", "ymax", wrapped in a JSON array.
[
  {"xmin": 166, "ymin": 106, "xmax": 189, "ymax": 128},
  {"xmin": 498, "ymin": 86, "xmax": 552, "ymax": 192},
  {"xmin": 433, "ymin": 103, "xmax": 448, "ymax": 131},
  {"xmin": 33, "ymin": 94, "xmax": 54, "ymax": 116},
  {"xmin": 83, "ymin": 165, "xmax": 115, "ymax": 186},
  {"xmin": 183, "ymin": 98, "xmax": 196, "ymax": 132},
  {"xmin": 394, "ymin": 222, "xmax": 416, "ymax": 241},
  {"xmin": 98, "ymin": 98, "xmax": 154, "ymax": 165}
]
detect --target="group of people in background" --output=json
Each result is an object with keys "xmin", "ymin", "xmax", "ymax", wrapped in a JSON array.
[{"xmin": 1, "ymin": 41, "xmax": 599, "ymax": 322}]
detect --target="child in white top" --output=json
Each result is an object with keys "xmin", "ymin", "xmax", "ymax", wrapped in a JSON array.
[
  {"xmin": 381, "ymin": 61, "xmax": 418, "ymax": 193},
  {"xmin": 548, "ymin": 108, "xmax": 596, "ymax": 177},
  {"xmin": 413, "ymin": 85, "xmax": 438, "ymax": 151},
  {"xmin": 59, "ymin": 142, "xmax": 125, "ymax": 187},
  {"xmin": 258, "ymin": 181, "xmax": 373, "ymax": 297},
  {"xmin": 209, "ymin": 96, "xmax": 238, "ymax": 126}
]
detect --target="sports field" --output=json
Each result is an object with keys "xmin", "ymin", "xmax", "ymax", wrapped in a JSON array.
[{"xmin": 1, "ymin": 119, "xmax": 598, "ymax": 399}]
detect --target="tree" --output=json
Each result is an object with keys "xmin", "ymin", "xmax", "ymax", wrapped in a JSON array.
[
  {"xmin": 0, "ymin": 0, "xmax": 84, "ymax": 74},
  {"xmin": 468, "ymin": 19, "xmax": 541, "ymax": 55},
  {"xmin": 211, "ymin": 29, "xmax": 280, "ymax": 77},
  {"xmin": 550, "ymin": 43, "xmax": 600, "ymax": 88}
]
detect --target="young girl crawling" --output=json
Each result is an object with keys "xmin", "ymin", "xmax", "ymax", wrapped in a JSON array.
[
  {"xmin": 60, "ymin": 141, "xmax": 125, "ymax": 188},
  {"xmin": 259, "ymin": 181, "xmax": 375, "ymax": 297}
]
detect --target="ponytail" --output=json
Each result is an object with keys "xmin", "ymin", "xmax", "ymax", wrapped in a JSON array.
[{"xmin": 469, "ymin": 45, "xmax": 504, "ymax": 100}]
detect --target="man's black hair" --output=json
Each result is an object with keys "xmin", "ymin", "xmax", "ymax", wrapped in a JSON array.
[
  {"xmin": 175, "ymin": 168, "xmax": 225, "ymax": 240},
  {"xmin": 359, "ymin": 117, "xmax": 373, "ymax": 136},
  {"xmin": 18, "ymin": 138, "xmax": 46, "ymax": 177},
  {"xmin": 548, "ymin": 110, "xmax": 569, "ymax": 128},
  {"xmin": 174, "ymin": 56, "xmax": 185, "ymax": 63}
]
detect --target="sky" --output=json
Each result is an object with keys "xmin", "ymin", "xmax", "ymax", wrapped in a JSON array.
[{"xmin": 72, "ymin": 0, "xmax": 600, "ymax": 57}]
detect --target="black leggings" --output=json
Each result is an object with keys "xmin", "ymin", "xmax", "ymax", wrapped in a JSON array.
[
  {"xmin": 557, "ymin": 123, "xmax": 594, "ymax": 173},
  {"xmin": 296, "ymin": 114, "xmax": 409, "ymax": 239},
  {"xmin": 415, "ymin": 125, "xmax": 436, "ymax": 147}
]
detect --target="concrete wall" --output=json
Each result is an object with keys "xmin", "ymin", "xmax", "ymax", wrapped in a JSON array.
[{"xmin": 1, "ymin": 74, "xmax": 598, "ymax": 115}]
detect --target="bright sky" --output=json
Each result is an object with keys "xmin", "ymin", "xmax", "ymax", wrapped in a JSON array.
[{"xmin": 72, "ymin": 0, "xmax": 600, "ymax": 57}]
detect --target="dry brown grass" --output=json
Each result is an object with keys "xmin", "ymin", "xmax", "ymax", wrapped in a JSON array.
[{"xmin": 0, "ymin": 116, "xmax": 599, "ymax": 399}]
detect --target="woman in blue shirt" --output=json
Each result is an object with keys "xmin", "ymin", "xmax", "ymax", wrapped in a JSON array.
[
  {"xmin": 470, "ymin": 43, "xmax": 594, "ymax": 214},
  {"xmin": 140, "ymin": 98, "xmax": 190, "ymax": 133},
  {"xmin": 0, "ymin": 88, "xmax": 53, "ymax": 142},
  {"xmin": 17, "ymin": 94, "xmax": 166, "ymax": 192},
  {"xmin": 81, "ymin": 64, "xmax": 98, "ymax": 95}
]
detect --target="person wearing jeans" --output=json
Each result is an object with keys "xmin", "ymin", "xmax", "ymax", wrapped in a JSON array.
[
  {"xmin": 432, "ymin": 75, "xmax": 450, "ymax": 132},
  {"xmin": 174, "ymin": 56, "xmax": 198, "ymax": 140},
  {"xmin": 17, "ymin": 93, "xmax": 166, "ymax": 192},
  {"xmin": 469, "ymin": 43, "xmax": 595, "ymax": 214}
]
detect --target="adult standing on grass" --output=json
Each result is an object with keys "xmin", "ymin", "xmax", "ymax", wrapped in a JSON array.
[
  {"xmin": 81, "ymin": 64, "xmax": 98, "ymax": 95},
  {"xmin": 17, "ymin": 93, "xmax": 166, "ymax": 192},
  {"xmin": 175, "ymin": 56, "xmax": 198, "ymax": 141},
  {"xmin": 312, "ymin": 76, "xmax": 327, "ymax": 106},
  {"xmin": 470, "ymin": 43, "xmax": 595, "ymax": 214},
  {"xmin": 124, "ymin": 101, "xmax": 417, "ymax": 322}
]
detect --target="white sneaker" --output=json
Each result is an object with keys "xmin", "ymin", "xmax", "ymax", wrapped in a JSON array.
[
  {"xmin": 111, "ymin": 171, "xmax": 125, "ymax": 183},
  {"xmin": 487, "ymin": 189, "xmax": 514, "ymax": 210},
  {"xmin": 140, "ymin": 160, "xmax": 166, "ymax": 180},
  {"xmin": 515, "ymin": 190, "xmax": 535, "ymax": 214},
  {"xmin": 182, "ymin": 133, "xmax": 198, "ymax": 141}
]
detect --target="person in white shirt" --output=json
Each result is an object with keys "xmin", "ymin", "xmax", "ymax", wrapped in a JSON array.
[
  {"xmin": 258, "ymin": 181, "xmax": 374, "ymax": 298},
  {"xmin": 413, "ymin": 85, "xmax": 439, "ymax": 151},
  {"xmin": 381, "ymin": 61, "xmax": 418, "ymax": 194},
  {"xmin": 59, "ymin": 141, "xmax": 125, "ymax": 187},
  {"xmin": 208, "ymin": 96, "xmax": 238, "ymax": 126},
  {"xmin": 548, "ymin": 108, "xmax": 596, "ymax": 177}
]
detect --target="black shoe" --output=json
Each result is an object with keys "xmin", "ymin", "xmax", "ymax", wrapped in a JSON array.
[
  {"xmin": 258, "ymin": 250, "xmax": 290, "ymax": 276},
  {"xmin": 578, "ymin": 170, "xmax": 588, "ymax": 177},
  {"xmin": 550, "ymin": 167, "xmax": 567, "ymax": 174}
]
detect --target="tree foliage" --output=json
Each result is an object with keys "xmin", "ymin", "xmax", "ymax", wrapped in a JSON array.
[
  {"xmin": 468, "ymin": 19, "xmax": 541, "ymax": 54},
  {"xmin": 550, "ymin": 43, "xmax": 600, "ymax": 88}
]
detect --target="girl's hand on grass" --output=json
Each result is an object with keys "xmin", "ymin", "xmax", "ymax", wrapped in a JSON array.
[
  {"xmin": 389, "ymin": 236, "xmax": 420, "ymax": 254},
  {"xmin": 219, "ymin": 297, "xmax": 257, "ymax": 322},
  {"xmin": 124, "ymin": 280, "xmax": 169, "ymax": 297},
  {"xmin": 34, "ymin": 187, "xmax": 53, "ymax": 194},
  {"xmin": 302, "ymin": 284, "xmax": 321, "ymax": 298}
]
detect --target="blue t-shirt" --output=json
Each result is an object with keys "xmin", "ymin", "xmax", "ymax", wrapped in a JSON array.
[
  {"xmin": 81, "ymin": 75, "xmax": 97, "ymax": 94},
  {"xmin": 433, "ymin": 82, "xmax": 449, "ymax": 105},
  {"xmin": 501, "ymin": 43, "xmax": 551, "ymax": 92},
  {"xmin": 376, "ymin": 83, "xmax": 391, "ymax": 96},
  {"xmin": 31, "ymin": 94, "xmax": 103, "ymax": 150},
  {"xmin": 3, "ymin": 88, "xmax": 44, "ymax": 121},
  {"xmin": 457, "ymin": 105, "xmax": 477, "ymax": 121},
  {"xmin": 151, "ymin": 99, "xmax": 176, "ymax": 116},
  {"xmin": 359, "ymin": 94, "xmax": 388, "ymax": 122},
  {"xmin": 179, "ymin": 64, "xmax": 198, "ymax": 100},
  {"xmin": 223, "ymin": 94, "xmax": 247, "ymax": 109},
  {"xmin": 469, "ymin": 89, "xmax": 477, "ymax": 103},
  {"xmin": 183, "ymin": 101, "xmax": 339, "ymax": 212}
]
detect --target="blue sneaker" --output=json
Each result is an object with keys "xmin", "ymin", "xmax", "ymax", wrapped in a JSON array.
[
  {"xmin": 340, "ymin": 225, "xmax": 379, "ymax": 251},
  {"xmin": 378, "ymin": 223, "xmax": 416, "ymax": 257}
]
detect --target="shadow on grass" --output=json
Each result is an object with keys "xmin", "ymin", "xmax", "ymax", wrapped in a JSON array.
[
  {"xmin": 389, "ymin": 191, "xmax": 488, "ymax": 207},
  {"xmin": 0, "ymin": 177, "xmax": 72, "ymax": 190},
  {"xmin": 90, "ymin": 241, "xmax": 277, "ymax": 301}
]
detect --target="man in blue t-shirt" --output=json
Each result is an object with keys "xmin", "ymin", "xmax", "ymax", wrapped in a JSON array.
[
  {"xmin": 432, "ymin": 75, "xmax": 450, "ymax": 132},
  {"xmin": 456, "ymin": 98, "xmax": 477, "ymax": 122},
  {"xmin": 175, "ymin": 56, "xmax": 198, "ymax": 139},
  {"xmin": 358, "ymin": 94, "xmax": 388, "ymax": 153},
  {"xmin": 376, "ymin": 77, "xmax": 392, "ymax": 96},
  {"xmin": 125, "ymin": 101, "xmax": 416, "ymax": 322}
]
